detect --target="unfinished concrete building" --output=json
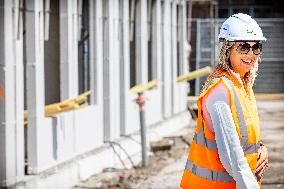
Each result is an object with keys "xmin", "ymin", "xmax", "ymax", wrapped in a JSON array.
[{"xmin": 0, "ymin": 0, "xmax": 191, "ymax": 188}]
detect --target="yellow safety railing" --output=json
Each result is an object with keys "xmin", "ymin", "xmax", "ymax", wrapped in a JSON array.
[
  {"xmin": 176, "ymin": 67, "xmax": 213, "ymax": 120},
  {"xmin": 130, "ymin": 80, "xmax": 158, "ymax": 94},
  {"xmin": 24, "ymin": 90, "xmax": 91, "ymax": 126},
  {"xmin": 176, "ymin": 66, "xmax": 212, "ymax": 82}
]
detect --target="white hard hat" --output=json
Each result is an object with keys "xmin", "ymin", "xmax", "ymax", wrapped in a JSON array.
[{"xmin": 218, "ymin": 13, "xmax": 267, "ymax": 42}]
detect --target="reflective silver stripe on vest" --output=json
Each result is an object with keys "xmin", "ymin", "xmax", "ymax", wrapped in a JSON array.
[
  {"xmin": 223, "ymin": 78, "xmax": 248, "ymax": 144},
  {"xmin": 200, "ymin": 78, "xmax": 220, "ymax": 94},
  {"xmin": 185, "ymin": 160, "xmax": 235, "ymax": 182},
  {"xmin": 193, "ymin": 124, "xmax": 217, "ymax": 150},
  {"xmin": 243, "ymin": 142, "xmax": 260, "ymax": 154},
  {"xmin": 193, "ymin": 114, "xmax": 259, "ymax": 154},
  {"xmin": 223, "ymin": 77, "xmax": 260, "ymax": 154},
  {"xmin": 198, "ymin": 76, "xmax": 260, "ymax": 154}
]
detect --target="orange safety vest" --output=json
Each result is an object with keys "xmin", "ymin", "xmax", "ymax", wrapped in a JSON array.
[{"xmin": 180, "ymin": 70, "xmax": 260, "ymax": 189}]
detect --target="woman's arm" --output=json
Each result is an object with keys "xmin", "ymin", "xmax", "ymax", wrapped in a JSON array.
[{"xmin": 205, "ymin": 83, "xmax": 260, "ymax": 189}]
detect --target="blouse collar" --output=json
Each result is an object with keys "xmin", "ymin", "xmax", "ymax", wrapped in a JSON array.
[{"xmin": 229, "ymin": 69, "xmax": 243, "ymax": 87}]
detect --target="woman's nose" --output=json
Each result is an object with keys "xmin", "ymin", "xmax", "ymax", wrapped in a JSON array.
[{"xmin": 247, "ymin": 48, "xmax": 254, "ymax": 56}]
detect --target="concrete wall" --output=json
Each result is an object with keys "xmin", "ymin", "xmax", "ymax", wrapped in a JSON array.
[
  {"xmin": 0, "ymin": 0, "xmax": 190, "ymax": 187},
  {"xmin": 0, "ymin": 0, "xmax": 25, "ymax": 186}
]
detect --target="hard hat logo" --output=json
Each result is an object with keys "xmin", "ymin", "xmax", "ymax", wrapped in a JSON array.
[{"xmin": 218, "ymin": 13, "xmax": 267, "ymax": 42}]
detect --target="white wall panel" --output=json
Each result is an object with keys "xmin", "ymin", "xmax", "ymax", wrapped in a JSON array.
[
  {"xmin": 103, "ymin": 0, "xmax": 121, "ymax": 141},
  {"xmin": 171, "ymin": 1, "xmax": 180, "ymax": 114},
  {"xmin": 0, "ymin": 0, "xmax": 25, "ymax": 186},
  {"xmin": 162, "ymin": 0, "xmax": 172, "ymax": 118},
  {"xmin": 60, "ymin": 0, "xmax": 79, "ymax": 100},
  {"xmin": 74, "ymin": 106, "xmax": 103, "ymax": 154},
  {"xmin": 135, "ymin": 0, "xmax": 148, "ymax": 84}
]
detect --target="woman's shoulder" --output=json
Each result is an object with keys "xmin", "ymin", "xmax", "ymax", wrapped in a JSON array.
[
  {"xmin": 207, "ymin": 81, "xmax": 230, "ymax": 97},
  {"xmin": 201, "ymin": 76, "xmax": 229, "ymax": 94},
  {"xmin": 203, "ymin": 81, "xmax": 230, "ymax": 105}
]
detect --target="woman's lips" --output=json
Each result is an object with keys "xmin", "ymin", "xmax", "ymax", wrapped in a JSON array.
[{"xmin": 241, "ymin": 59, "xmax": 252, "ymax": 65}]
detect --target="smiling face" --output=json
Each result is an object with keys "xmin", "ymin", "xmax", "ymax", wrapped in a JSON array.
[{"xmin": 228, "ymin": 42, "xmax": 260, "ymax": 78}]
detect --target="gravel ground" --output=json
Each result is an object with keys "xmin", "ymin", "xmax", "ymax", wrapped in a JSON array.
[
  {"xmin": 258, "ymin": 101, "xmax": 284, "ymax": 189},
  {"xmin": 74, "ymin": 100, "xmax": 284, "ymax": 189}
]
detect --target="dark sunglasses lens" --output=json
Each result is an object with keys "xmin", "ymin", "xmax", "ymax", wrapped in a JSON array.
[
  {"xmin": 237, "ymin": 43, "xmax": 251, "ymax": 54},
  {"xmin": 237, "ymin": 43, "xmax": 262, "ymax": 55},
  {"xmin": 252, "ymin": 43, "xmax": 262, "ymax": 55}
]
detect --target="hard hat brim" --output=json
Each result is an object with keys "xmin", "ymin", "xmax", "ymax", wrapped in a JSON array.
[{"xmin": 218, "ymin": 36, "xmax": 267, "ymax": 42}]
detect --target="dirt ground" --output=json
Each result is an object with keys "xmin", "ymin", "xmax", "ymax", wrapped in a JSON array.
[
  {"xmin": 73, "ymin": 131, "xmax": 194, "ymax": 189},
  {"xmin": 74, "ymin": 100, "xmax": 284, "ymax": 189},
  {"xmin": 258, "ymin": 101, "xmax": 284, "ymax": 189}
]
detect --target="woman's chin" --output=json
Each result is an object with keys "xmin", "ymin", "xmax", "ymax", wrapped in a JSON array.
[{"xmin": 240, "ymin": 65, "xmax": 253, "ymax": 73}]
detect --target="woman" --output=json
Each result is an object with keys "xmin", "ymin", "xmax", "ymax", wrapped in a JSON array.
[{"xmin": 180, "ymin": 13, "xmax": 269, "ymax": 189}]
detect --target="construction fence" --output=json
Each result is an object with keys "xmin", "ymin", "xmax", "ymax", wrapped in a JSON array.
[{"xmin": 192, "ymin": 18, "xmax": 284, "ymax": 95}]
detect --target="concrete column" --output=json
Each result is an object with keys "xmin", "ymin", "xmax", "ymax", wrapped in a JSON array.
[
  {"xmin": 25, "ymin": 0, "xmax": 47, "ymax": 174},
  {"xmin": 103, "ymin": 0, "xmax": 120, "ymax": 141},
  {"xmin": 89, "ymin": 0, "xmax": 103, "ymax": 105},
  {"xmin": 111, "ymin": 0, "xmax": 120, "ymax": 139},
  {"xmin": 171, "ymin": 1, "xmax": 179, "ymax": 114},
  {"xmin": 119, "ymin": 0, "xmax": 130, "ymax": 135},
  {"xmin": 179, "ymin": 0, "xmax": 188, "ymax": 111},
  {"xmin": 171, "ymin": 1, "xmax": 178, "ymax": 76},
  {"xmin": 181, "ymin": 0, "xmax": 188, "ymax": 74},
  {"xmin": 60, "ymin": 0, "xmax": 78, "ymax": 100},
  {"xmin": 0, "ymin": 0, "xmax": 25, "ymax": 186},
  {"xmin": 181, "ymin": 0, "xmax": 188, "ymax": 108},
  {"xmin": 14, "ymin": 0, "xmax": 25, "ymax": 183},
  {"xmin": 135, "ymin": 0, "xmax": 148, "ymax": 84},
  {"xmin": 161, "ymin": 0, "xmax": 172, "ymax": 117},
  {"xmin": 152, "ymin": 0, "xmax": 162, "ymax": 82}
]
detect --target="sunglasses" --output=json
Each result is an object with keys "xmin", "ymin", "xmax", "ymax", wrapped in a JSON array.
[{"xmin": 235, "ymin": 42, "xmax": 262, "ymax": 55}]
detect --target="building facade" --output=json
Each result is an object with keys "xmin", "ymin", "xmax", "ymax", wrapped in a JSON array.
[{"xmin": 0, "ymin": 0, "xmax": 190, "ymax": 188}]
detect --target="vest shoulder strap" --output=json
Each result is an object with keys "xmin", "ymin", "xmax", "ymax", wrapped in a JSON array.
[{"xmin": 200, "ymin": 75, "xmax": 233, "ymax": 97}]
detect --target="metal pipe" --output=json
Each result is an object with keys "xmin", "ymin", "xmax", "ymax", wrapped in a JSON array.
[
  {"xmin": 130, "ymin": 80, "xmax": 158, "ymax": 167},
  {"xmin": 138, "ymin": 92, "xmax": 148, "ymax": 167}
]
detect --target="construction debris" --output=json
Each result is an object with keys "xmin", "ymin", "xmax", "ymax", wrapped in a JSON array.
[
  {"xmin": 73, "ymin": 132, "xmax": 194, "ymax": 189},
  {"xmin": 150, "ymin": 138, "xmax": 173, "ymax": 152}
]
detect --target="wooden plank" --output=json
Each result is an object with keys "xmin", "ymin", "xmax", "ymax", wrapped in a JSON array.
[{"xmin": 150, "ymin": 138, "xmax": 172, "ymax": 152}]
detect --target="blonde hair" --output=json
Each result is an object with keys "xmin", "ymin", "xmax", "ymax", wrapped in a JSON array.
[{"xmin": 215, "ymin": 40, "xmax": 261, "ymax": 86}]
